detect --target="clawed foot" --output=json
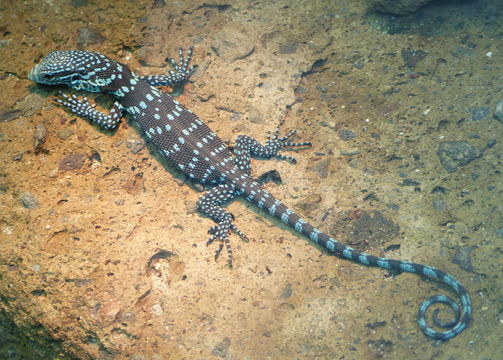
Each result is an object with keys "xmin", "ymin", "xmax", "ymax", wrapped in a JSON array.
[
  {"xmin": 141, "ymin": 46, "xmax": 198, "ymax": 88},
  {"xmin": 53, "ymin": 93, "xmax": 95, "ymax": 115},
  {"xmin": 53, "ymin": 92, "xmax": 121, "ymax": 130},
  {"xmin": 265, "ymin": 121, "xmax": 311, "ymax": 163},
  {"xmin": 206, "ymin": 218, "xmax": 249, "ymax": 268},
  {"xmin": 167, "ymin": 46, "xmax": 197, "ymax": 83}
]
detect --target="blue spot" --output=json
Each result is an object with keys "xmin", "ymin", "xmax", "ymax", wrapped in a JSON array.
[
  {"xmin": 377, "ymin": 259, "xmax": 391, "ymax": 269},
  {"xmin": 178, "ymin": 137, "xmax": 185, "ymax": 144},
  {"xmin": 139, "ymin": 101, "xmax": 147, "ymax": 109},
  {"xmin": 165, "ymin": 124, "xmax": 171, "ymax": 131},
  {"xmin": 423, "ymin": 266, "xmax": 438, "ymax": 279},
  {"xmin": 400, "ymin": 262, "xmax": 414, "ymax": 272},
  {"xmin": 326, "ymin": 241, "xmax": 335, "ymax": 252},
  {"xmin": 442, "ymin": 274, "xmax": 458, "ymax": 290}
]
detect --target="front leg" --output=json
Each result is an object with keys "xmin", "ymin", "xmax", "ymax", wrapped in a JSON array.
[
  {"xmin": 54, "ymin": 94, "xmax": 123, "ymax": 130},
  {"xmin": 196, "ymin": 184, "xmax": 248, "ymax": 267},
  {"xmin": 141, "ymin": 46, "xmax": 197, "ymax": 87}
]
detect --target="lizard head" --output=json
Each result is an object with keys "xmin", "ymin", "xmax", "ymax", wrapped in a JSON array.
[{"xmin": 29, "ymin": 50, "xmax": 131, "ymax": 92}]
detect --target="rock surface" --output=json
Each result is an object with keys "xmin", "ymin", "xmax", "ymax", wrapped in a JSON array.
[{"xmin": 0, "ymin": 0, "xmax": 501, "ymax": 359}]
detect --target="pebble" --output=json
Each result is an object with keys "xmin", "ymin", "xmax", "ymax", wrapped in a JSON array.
[
  {"xmin": 338, "ymin": 129, "xmax": 357, "ymax": 141},
  {"xmin": 70, "ymin": 0, "xmax": 88, "ymax": 7},
  {"xmin": 487, "ymin": 139, "xmax": 497, "ymax": 148},
  {"xmin": 437, "ymin": 141, "xmax": 483, "ymax": 173},
  {"xmin": 432, "ymin": 198, "xmax": 446, "ymax": 211},
  {"xmin": 431, "ymin": 186, "xmax": 447, "ymax": 194},
  {"xmin": 401, "ymin": 48, "xmax": 427, "ymax": 68},
  {"xmin": 471, "ymin": 106, "xmax": 489, "ymax": 121},
  {"xmin": 126, "ymin": 136, "xmax": 145, "ymax": 154},
  {"xmin": 19, "ymin": 192, "xmax": 38, "ymax": 209},
  {"xmin": 452, "ymin": 45, "xmax": 475, "ymax": 58},
  {"xmin": 33, "ymin": 123, "xmax": 48, "ymax": 150},
  {"xmin": 77, "ymin": 26, "xmax": 105, "ymax": 49},
  {"xmin": 211, "ymin": 28, "xmax": 255, "ymax": 62},
  {"xmin": 279, "ymin": 42, "xmax": 299, "ymax": 54},
  {"xmin": 212, "ymin": 337, "xmax": 231, "ymax": 358},
  {"xmin": 57, "ymin": 128, "xmax": 75, "ymax": 140},
  {"xmin": 494, "ymin": 99, "xmax": 503, "ymax": 123},
  {"xmin": 59, "ymin": 153, "xmax": 86, "ymax": 171},
  {"xmin": 315, "ymin": 85, "xmax": 328, "ymax": 93},
  {"xmin": 0, "ymin": 109, "xmax": 22, "ymax": 122},
  {"xmin": 399, "ymin": 178, "xmax": 420, "ymax": 186},
  {"xmin": 386, "ymin": 203, "xmax": 400, "ymax": 210},
  {"xmin": 313, "ymin": 158, "xmax": 331, "ymax": 178},
  {"xmin": 452, "ymin": 246, "xmax": 474, "ymax": 273},
  {"xmin": 10, "ymin": 93, "xmax": 45, "ymax": 118},
  {"xmin": 280, "ymin": 283, "xmax": 293, "ymax": 299}
]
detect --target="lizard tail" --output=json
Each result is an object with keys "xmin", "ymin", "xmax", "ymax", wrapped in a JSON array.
[{"xmin": 241, "ymin": 180, "xmax": 471, "ymax": 340}]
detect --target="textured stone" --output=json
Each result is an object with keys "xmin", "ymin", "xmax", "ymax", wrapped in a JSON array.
[
  {"xmin": 19, "ymin": 192, "xmax": 38, "ymax": 209},
  {"xmin": 59, "ymin": 153, "xmax": 86, "ymax": 171},
  {"xmin": 494, "ymin": 99, "xmax": 503, "ymax": 124},
  {"xmin": 367, "ymin": 0, "xmax": 433, "ymax": 15},
  {"xmin": 471, "ymin": 106, "xmax": 489, "ymax": 121},
  {"xmin": 437, "ymin": 141, "xmax": 483, "ymax": 173},
  {"xmin": 76, "ymin": 26, "xmax": 105, "ymax": 49},
  {"xmin": 33, "ymin": 123, "xmax": 48, "ymax": 150},
  {"xmin": 211, "ymin": 28, "xmax": 255, "ymax": 63}
]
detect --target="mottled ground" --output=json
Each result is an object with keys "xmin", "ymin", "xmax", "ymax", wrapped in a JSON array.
[{"xmin": 0, "ymin": 0, "xmax": 502, "ymax": 359}]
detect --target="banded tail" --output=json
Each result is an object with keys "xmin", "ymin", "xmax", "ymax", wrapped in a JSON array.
[{"xmin": 240, "ymin": 179, "xmax": 471, "ymax": 340}]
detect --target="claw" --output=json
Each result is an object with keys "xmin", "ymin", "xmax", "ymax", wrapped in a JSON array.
[
  {"xmin": 207, "ymin": 234, "xmax": 217, "ymax": 245},
  {"xmin": 231, "ymin": 224, "xmax": 249, "ymax": 242},
  {"xmin": 279, "ymin": 130, "xmax": 296, "ymax": 141},
  {"xmin": 283, "ymin": 141, "xmax": 312, "ymax": 148},
  {"xmin": 214, "ymin": 242, "xmax": 224, "ymax": 261},
  {"xmin": 275, "ymin": 154, "xmax": 297, "ymax": 164}
]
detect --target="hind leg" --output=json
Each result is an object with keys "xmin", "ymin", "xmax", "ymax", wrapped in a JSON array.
[
  {"xmin": 233, "ymin": 123, "xmax": 311, "ymax": 173},
  {"xmin": 196, "ymin": 184, "xmax": 248, "ymax": 267}
]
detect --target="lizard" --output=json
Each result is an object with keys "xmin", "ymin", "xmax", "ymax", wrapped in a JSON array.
[{"xmin": 28, "ymin": 46, "xmax": 471, "ymax": 341}]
